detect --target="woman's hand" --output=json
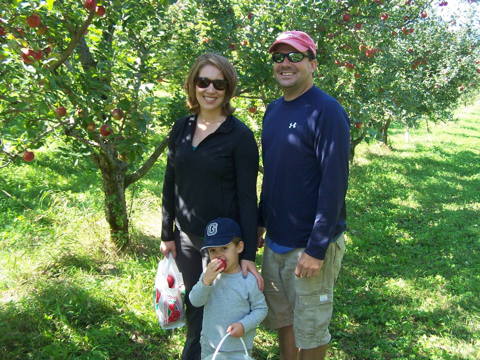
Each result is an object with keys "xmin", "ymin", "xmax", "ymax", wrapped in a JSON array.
[
  {"xmin": 240, "ymin": 259, "xmax": 264, "ymax": 291},
  {"xmin": 160, "ymin": 240, "xmax": 176, "ymax": 258}
]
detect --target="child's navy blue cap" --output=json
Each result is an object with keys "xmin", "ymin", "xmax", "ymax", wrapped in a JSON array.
[{"xmin": 201, "ymin": 218, "xmax": 242, "ymax": 251}]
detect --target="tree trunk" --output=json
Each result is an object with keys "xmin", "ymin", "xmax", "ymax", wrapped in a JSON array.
[
  {"xmin": 94, "ymin": 152, "xmax": 129, "ymax": 249},
  {"xmin": 380, "ymin": 117, "xmax": 392, "ymax": 146},
  {"xmin": 350, "ymin": 133, "xmax": 366, "ymax": 162}
]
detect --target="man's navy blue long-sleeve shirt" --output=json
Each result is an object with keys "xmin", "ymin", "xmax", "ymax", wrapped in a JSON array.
[{"xmin": 259, "ymin": 86, "xmax": 350, "ymax": 260}]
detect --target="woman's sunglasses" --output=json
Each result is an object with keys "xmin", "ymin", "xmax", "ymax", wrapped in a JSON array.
[
  {"xmin": 195, "ymin": 77, "xmax": 227, "ymax": 91},
  {"xmin": 271, "ymin": 52, "xmax": 312, "ymax": 63}
]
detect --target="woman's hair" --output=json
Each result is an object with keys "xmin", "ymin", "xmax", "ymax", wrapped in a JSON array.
[{"xmin": 184, "ymin": 53, "xmax": 237, "ymax": 115}]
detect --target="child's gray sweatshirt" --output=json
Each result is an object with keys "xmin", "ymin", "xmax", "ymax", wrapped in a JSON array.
[{"xmin": 189, "ymin": 271, "xmax": 267, "ymax": 353}]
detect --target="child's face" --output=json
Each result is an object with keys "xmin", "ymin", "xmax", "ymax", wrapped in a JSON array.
[{"xmin": 207, "ymin": 240, "xmax": 244, "ymax": 274}]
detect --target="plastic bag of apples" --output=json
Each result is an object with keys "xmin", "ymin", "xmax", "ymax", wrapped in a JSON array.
[{"xmin": 154, "ymin": 253, "xmax": 186, "ymax": 329}]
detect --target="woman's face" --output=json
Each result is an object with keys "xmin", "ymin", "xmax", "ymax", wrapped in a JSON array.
[{"xmin": 195, "ymin": 64, "xmax": 226, "ymax": 114}]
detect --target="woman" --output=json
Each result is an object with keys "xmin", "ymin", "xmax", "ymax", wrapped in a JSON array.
[{"xmin": 160, "ymin": 53, "xmax": 262, "ymax": 360}]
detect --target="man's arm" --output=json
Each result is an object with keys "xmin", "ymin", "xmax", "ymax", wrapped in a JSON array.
[{"xmin": 305, "ymin": 100, "xmax": 350, "ymax": 261}]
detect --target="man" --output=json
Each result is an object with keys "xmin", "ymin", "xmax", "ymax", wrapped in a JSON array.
[{"xmin": 258, "ymin": 30, "xmax": 350, "ymax": 360}]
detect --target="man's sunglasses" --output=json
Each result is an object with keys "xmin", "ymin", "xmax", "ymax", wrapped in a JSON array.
[
  {"xmin": 195, "ymin": 77, "xmax": 227, "ymax": 91},
  {"xmin": 271, "ymin": 52, "xmax": 313, "ymax": 63}
]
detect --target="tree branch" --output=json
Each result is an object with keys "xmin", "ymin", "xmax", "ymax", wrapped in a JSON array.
[
  {"xmin": 49, "ymin": 11, "xmax": 96, "ymax": 71},
  {"xmin": 77, "ymin": 36, "xmax": 97, "ymax": 71},
  {"xmin": 124, "ymin": 137, "xmax": 168, "ymax": 187}
]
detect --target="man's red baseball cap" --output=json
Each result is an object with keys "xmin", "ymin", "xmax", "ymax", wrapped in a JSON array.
[{"xmin": 269, "ymin": 30, "xmax": 317, "ymax": 56}]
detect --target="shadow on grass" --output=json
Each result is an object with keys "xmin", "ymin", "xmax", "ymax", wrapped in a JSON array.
[
  {"xmin": 126, "ymin": 227, "xmax": 163, "ymax": 259},
  {"xmin": 40, "ymin": 253, "xmax": 122, "ymax": 278},
  {"xmin": 338, "ymin": 145, "xmax": 480, "ymax": 359},
  {"xmin": 0, "ymin": 279, "xmax": 177, "ymax": 360}
]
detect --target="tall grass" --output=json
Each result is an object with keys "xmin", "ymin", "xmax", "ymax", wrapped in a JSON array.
[{"xmin": 1, "ymin": 99, "xmax": 479, "ymax": 359}]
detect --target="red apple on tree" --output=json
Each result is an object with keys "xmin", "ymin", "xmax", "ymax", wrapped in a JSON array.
[
  {"xmin": 55, "ymin": 106, "xmax": 67, "ymax": 117},
  {"xmin": 111, "ymin": 108, "xmax": 124, "ymax": 120},
  {"xmin": 248, "ymin": 106, "xmax": 257, "ymax": 114},
  {"xmin": 0, "ymin": 27, "xmax": 6, "ymax": 36},
  {"xmin": 21, "ymin": 49, "xmax": 35, "ymax": 64},
  {"xmin": 26, "ymin": 14, "xmax": 41, "ymax": 28},
  {"xmin": 354, "ymin": 122, "xmax": 363, "ymax": 129},
  {"xmin": 23, "ymin": 151, "xmax": 35, "ymax": 162},
  {"xmin": 100, "ymin": 124, "xmax": 112, "ymax": 137},
  {"xmin": 84, "ymin": 0, "xmax": 97, "ymax": 12},
  {"xmin": 96, "ymin": 6, "xmax": 106, "ymax": 17},
  {"xmin": 342, "ymin": 13, "xmax": 351, "ymax": 22},
  {"xmin": 247, "ymin": 12, "xmax": 254, "ymax": 20},
  {"xmin": 32, "ymin": 50, "xmax": 42, "ymax": 61},
  {"xmin": 421, "ymin": 11, "xmax": 428, "ymax": 18},
  {"xmin": 380, "ymin": 13, "xmax": 389, "ymax": 21}
]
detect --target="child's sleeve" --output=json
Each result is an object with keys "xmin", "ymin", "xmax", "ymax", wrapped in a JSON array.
[
  {"xmin": 238, "ymin": 279, "xmax": 268, "ymax": 333},
  {"xmin": 189, "ymin": 274, "xmax": 213, "ymax": 308}
]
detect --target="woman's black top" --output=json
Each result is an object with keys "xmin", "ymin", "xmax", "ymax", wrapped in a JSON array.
[{"xmin": 161, "ymin": 114, "xmax": 259, "ymax": 261}]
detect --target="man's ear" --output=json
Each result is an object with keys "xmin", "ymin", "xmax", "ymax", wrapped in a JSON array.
[{"xmin": 237, "ymin": 240, "xmax": 245, "ymax": 254}]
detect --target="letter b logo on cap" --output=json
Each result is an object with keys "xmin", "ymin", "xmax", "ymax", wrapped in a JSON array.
[{"xmin": 206, "ymin": 222, "xmax": 218, "ymax": 236}]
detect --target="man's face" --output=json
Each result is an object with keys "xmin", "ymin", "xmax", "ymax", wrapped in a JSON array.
[{"xmin": 272, "ymin": 44, "xmax": 317, "ymax": 90}]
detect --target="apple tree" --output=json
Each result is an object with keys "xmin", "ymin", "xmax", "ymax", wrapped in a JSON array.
[
  {"xmin": 154, "ymin": 0, "xmax": 480, "ymax": 158},
  {"xmin": 0, "ymin": 0, "xmax": 184, "ymax": 248}
]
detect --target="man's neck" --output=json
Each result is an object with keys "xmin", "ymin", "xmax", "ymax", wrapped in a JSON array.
[{"xmin": 283, "ymin": 82, "xmax": 314, "ymax": 101}]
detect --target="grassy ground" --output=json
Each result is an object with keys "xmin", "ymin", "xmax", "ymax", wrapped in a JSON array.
[{"xmin": 1, "ymin": 99, "xmax": 479, "ymax": 359}]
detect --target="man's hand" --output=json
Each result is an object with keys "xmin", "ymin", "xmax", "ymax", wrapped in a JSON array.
[
  {"xmin": 295, "ymin": 252, "xmax": 323, "ymax": 278},
  {"xmin": 160, "ymin": 240, "xmax": 176, "ymax": 258},
  {"xmin": 241, "ymin": 259, "xmax": 264, "ymax": 291},
  {"xmin": 257, "ymin": 226, "xmax": 266, "ymax": 248},
  {"xmin": 227, "ymin": 322, "xmax": 245, "ymax": 337}
]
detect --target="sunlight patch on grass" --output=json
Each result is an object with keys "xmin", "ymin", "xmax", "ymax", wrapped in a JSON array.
[{"xmin": 418, "ymin": 335, "xmax": 480, "ymax": 360}]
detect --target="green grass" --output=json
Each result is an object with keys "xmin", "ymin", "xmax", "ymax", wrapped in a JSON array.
[{"xmin": 1, "ymin": 99, "xmax": 479, "ymax": 359}]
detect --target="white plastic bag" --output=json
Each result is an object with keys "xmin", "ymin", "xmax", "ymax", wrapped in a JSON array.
[
  {"xmin": 153, "ymin": 253, "xmax": 186, "ymax": 329},
  {"xmin": 204, "ymin": 333, "xmax": 255, "ymax": 360}
]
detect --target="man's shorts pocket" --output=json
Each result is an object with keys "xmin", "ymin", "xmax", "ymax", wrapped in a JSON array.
[{"xmin": 295, "ymin": 292, "xmax": 333, "ymax": 339}]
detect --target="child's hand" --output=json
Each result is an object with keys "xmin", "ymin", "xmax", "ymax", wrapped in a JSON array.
[
  {"xmin": 227, "ymin": 322, "xmax": 244, "ymax": 337},
  {"xmin": 202, "ymin": 259, "xmax": 224, "ymax": 286}
]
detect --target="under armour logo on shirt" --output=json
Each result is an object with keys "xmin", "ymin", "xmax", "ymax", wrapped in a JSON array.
[
  {"xmin": 206, "ymin": 222, "xmax": 218, "ymax": 236},
  {"xmin": 289, "ymin": 122, "xmax": 297, "ymax": 128}
]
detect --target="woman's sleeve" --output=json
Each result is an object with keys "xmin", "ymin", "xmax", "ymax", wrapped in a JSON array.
[
  {"xmin": 233, "ymin": 126, "xmax": 259, "ymax": 261},
  {"xmin": 161, "ymin": 119, "xmax": 182, "ymax": 241}
]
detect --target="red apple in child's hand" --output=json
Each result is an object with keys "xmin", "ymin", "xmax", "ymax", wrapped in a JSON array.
[
  {"xmin": 166, "ymin": 274, "xmax": 175, "ymax": 288},
  {"xmin": 216, "ymin": 258, "xmax": 227, "ymax": 272}
]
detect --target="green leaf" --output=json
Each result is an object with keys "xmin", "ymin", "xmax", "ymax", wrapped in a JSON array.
[{"xmin": 46, "ymin": 0, "xmax": 55, "ymax": 11}]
